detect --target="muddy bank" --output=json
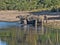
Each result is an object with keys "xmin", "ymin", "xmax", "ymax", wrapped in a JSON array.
[{"xmin": 0, "ymin": 10, "xmax": 30, "ymax": 22}]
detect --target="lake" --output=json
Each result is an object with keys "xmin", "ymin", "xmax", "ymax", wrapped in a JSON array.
[
  {"xmin": 0, "ymin": 22, "xmax": 60, "ymax": 45},
  {"xmin": 0, "ymin": 22, "xmax": 42, "ymax": 45}
]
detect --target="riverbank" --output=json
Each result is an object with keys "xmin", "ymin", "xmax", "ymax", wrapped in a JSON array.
[
  {"xmin": 0, "ymin": 10, "xmax": 30, "ymax": 22},
  {"xmin": 0, "ymin": 10, "xmax": 60, "ymax": 22},
  {"xmin": 44, "ymin": 20, "xmax": 60, "ymax": 29}
]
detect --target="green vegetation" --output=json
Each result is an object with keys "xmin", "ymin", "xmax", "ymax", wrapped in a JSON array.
[{"xmin": 0, "ymin": 0, "xmax": 60, "ymax": 11}]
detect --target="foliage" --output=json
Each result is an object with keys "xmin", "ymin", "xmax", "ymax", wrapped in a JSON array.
[{"xmin": 0, "ymin": 0, "xmax": 60, "ymax": 11}]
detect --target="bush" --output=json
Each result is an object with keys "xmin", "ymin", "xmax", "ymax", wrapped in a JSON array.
[{"xmin": 51, "ymin": 7, "xmax": 57, "ymax": 12}]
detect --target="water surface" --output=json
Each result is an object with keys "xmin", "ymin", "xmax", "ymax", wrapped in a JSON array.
[
  {"xmin": 0, "ymin": 21, "xmax": 60, "ymax": 45},
  {"xmin": 0, "ymin": 22, "xmax": 42, "ymax": 45},
  {"xmin": 0, "ymin": 39, "xmax": 7, "ymax": 45},
  {"xmin": 0, "ymin": 22, "xmax": 17, "ymax": 28}
]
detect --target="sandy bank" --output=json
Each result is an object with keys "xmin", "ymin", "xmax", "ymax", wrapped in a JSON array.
[{"xmin": 0, "ymin": 10, "xmax": 29, "ymax": 22}]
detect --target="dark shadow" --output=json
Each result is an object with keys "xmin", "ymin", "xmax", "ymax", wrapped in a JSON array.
[
  {"xmin": 29, "ymin": 8, "xmax": 60, "ymax": 16},
  {"xmin": 48, "ymin": 17, "xmax": 60, "ymax": 20}
]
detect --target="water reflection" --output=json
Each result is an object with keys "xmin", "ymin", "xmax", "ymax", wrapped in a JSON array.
[
  {"xmin": 0, "ymin": 22, "xmax": 42, "ymax": 45},
  {"xmin": 0, "ymin": 22, "xmax": 60, "ymax": 45},
  {"xmin": 0, "ymin": 39, "xmax": 7, "ymax": 45}
]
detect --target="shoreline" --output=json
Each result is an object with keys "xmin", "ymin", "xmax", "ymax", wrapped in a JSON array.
[
  {"xmin": 0, "ymin": 20, "xmax": 18, "ymax": 22},
  {"xmin": 0, "ymin": 10, "xmax": 30, "ymax": 22},
  {"xmin": 0, "ymin": 10, "xmax": 60, "ymax": 22}
]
